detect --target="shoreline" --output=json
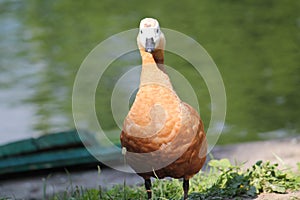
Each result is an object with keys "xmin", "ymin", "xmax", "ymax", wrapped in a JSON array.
[
  {"xmin": 212, "ymin": 136, "xmax": 300, "ymax": 171},
  {"xmin": 0, "ymin": 136, "xmax": 299, "ymax": 199}
]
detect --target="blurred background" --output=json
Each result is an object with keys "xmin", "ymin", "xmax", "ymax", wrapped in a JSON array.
[{"xmin": 0, "ymin": 0, "xmax": 299, "ymax": 146}]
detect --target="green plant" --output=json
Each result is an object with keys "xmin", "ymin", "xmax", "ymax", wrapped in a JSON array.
[
  {"xmin": 247, "ymin": 160, "xmax": 300, "ymax": 193},
  {"xmin": 189, "ymin": 159, "xmax": 257, "ymax": 199},
  {"xmin": 190, "ymin": 159, "xmax": 300, "ymax": 200},
  {"xmin": 49, "ymin": 159, "xmax": 300, "ymax": 200}
]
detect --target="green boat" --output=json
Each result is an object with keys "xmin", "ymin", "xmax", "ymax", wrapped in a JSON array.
[{"xmin": 0, "ymin": 130, "xmax": 121, "ymax": 177}]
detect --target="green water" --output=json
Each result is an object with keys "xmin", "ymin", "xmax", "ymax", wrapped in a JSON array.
[{"xmin": 0, "ymin": 0, "xmax": 299, "ymax": 144}]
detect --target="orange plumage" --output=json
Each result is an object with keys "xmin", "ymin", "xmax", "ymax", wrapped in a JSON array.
[{"xmin": 120, "ymin": 18, "xmax": 207, "ymax": 199}]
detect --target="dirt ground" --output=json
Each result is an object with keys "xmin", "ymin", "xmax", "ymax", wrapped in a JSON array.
[
  {"xmin": 253, "ymin": 191, "xmax": 300, "ymax": 200},
  {"xmin": 0, "ymin": 136, "xmax": 299, "ymax": 199}
]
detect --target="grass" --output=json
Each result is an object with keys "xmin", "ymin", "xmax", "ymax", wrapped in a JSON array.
[
  {"xmin": 45, "ymin": 158, "xmax": 300, "ymax": 200},
  {"xmin": 1, "ymin": 158, "xmax": 298, "ymax": 200}
]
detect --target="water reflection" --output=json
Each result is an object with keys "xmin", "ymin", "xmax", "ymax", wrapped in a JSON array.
[{"xmin": 0, "ymin": 0, "xmax": 299, "ymax": 145}]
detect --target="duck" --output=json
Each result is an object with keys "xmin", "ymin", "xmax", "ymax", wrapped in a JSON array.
[{"xmin": 120, "ymin": 18, "xmax": 207, "ymax": 200}]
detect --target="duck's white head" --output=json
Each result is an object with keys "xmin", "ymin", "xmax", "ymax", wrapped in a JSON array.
[{"xmin": 137, "ymin": 18, "xmax": 164, "ymax": 53}]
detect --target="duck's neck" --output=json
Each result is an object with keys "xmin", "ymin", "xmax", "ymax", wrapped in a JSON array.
[
  {"xmin": 140, "ymin": 49, "xmax": 172, "ymax": 89},
  {"xmin": 152, "ymin": 49, "xmax": 165, "ymax": 72}
]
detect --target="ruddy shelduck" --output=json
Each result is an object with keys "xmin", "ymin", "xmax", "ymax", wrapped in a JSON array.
[{"xmin": 121, "ymin": 18, "xmax": 207, "ymax": 199}]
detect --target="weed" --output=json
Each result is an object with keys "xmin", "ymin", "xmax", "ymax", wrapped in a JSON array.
[
  {"xmin": 247, "ymin": 160, "xmax": 300, "ymax": 193},
  {"xmin": 48, "ymin": 159, "xmax": 300, "ymax": 200}
]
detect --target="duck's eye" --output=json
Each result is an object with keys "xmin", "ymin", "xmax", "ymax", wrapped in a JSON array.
[
  {"xmin": 156, "ymin": 29, "xmax": 159, "ymax": 33},
  {"xmin": 140, "ymin": 30, "xmax": 143, "ymax": 34}
]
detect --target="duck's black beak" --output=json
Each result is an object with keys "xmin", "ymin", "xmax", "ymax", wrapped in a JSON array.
[{"xmin": 145, "ymin": 38, "xmax": 155, "ymax": 53}]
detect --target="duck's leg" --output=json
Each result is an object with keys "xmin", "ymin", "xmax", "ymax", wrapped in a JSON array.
[
  {"xmin": 145, "ymin": 178, "xmax": 152, "ymax": 199},
  {"xmin": 183, "ymin": 179, "xmax": 189, "ymax": 200}
]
